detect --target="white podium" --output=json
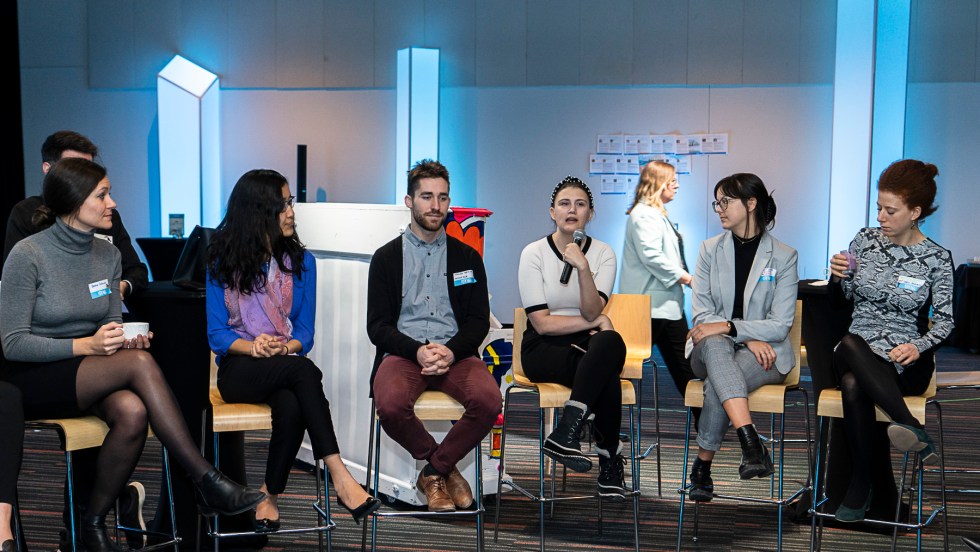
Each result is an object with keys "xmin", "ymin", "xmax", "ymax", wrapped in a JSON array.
[{"xmin": 292, "ymin": 202, "xmax": 497, "ymax": 505}]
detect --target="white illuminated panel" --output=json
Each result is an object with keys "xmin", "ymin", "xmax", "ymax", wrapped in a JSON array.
[
  {"xmin": 869, "ymin": 1, "xmax": 911, "ymax": 223},
  {"xmin": 827, "ymin": 1, "xmax": 876, "ymax": 259},
  {"xmin": 395, "ymin": 47, "xmax": 440, "ymax": 202},
  {"xmin": 157, "ymin": 55, "xmax": 220, "ymax": 236}
]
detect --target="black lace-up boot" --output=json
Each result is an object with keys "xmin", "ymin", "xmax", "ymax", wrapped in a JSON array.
[{"xmin": 543, "ymin": 400, "xmax": 594, "ymax": 473}]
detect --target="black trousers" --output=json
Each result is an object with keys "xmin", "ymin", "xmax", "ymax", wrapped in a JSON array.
[
  {"xmin": 650, "ymin": 316, "xmax": 694, "ymax": 396},
  {"xmin": 217, "ymin": 355, "xmax": 340, "ymax": 495},
  {"xmin": 521, "ymin": 329, "xmax": 627, "ymax": 451}
]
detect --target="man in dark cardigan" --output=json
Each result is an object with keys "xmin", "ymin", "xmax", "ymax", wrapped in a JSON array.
[{"xmin": 366, "ymin": 159, "xmax": 501, "ymax": 512}]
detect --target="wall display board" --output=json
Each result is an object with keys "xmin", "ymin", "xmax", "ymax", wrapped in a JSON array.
[{"xmin": 589, "ymin": 132, "xmax": 729, "ymax": 193}]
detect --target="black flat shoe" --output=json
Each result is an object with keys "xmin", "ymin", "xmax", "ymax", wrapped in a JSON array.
[
  {"xmin": 337, "ymin": 495, "xmax": 382, "ymax": 525},
  {"xmin": 253, "ymin": 517, "xmax": 281, "ymax": 533},
  {"xmin": 1, "ymin": 539, "xmax": 17, "ymax": 552}
]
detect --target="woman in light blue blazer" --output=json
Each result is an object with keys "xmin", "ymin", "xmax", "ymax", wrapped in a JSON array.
[
  {"xmin": 620, "ymin": 161, "xmax": 697, "ymax": 422},
  {"xmin": 684, "ymin": 173, "xmax": 799, "ymax": 503}
]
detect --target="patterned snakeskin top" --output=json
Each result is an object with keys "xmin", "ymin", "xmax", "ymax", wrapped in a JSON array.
[{"xmin": 841, "ymin": 227, "xmax": 955, "ymax": 373}]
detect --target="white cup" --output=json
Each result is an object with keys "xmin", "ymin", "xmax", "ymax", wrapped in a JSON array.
[{"xmin": 122, "ymin": 322, "xmax": 150, "ymax": 340}]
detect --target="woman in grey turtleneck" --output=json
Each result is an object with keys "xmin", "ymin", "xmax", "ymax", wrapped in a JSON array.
[{"xmin": 0, "ymin": 158, "xmax": 265, "ymax": 552}]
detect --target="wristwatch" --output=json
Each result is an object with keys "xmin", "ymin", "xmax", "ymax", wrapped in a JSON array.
[{"xmin": 726, "ymin": 320, "xmax": 737, "ymax": 337}]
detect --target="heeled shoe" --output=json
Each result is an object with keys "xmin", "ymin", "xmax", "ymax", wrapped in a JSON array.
[
  {"xmin": 80, "ymin": 514, "xmax": 130, "ymax": 552},
  {"xmin": 834, "ymin": 489, "xmax": 873, "ymax": 523},
  {"xmin": 253, "ymin": 517, "xmax": 281, "ymax": 533},
  {"xmin": 193, "ymin": 468, "xmax": 266, "ymax": 516},
  {"xmin": 1, "ymin": 539, "xmax": 17, "ymax": 552},
  {"xmin": 887, "ymin": 422, "xmax": 939, "ymax": 464},
  {"xmin": 336, "ymin": 495, "xmax": 382, "ymax": 525}
]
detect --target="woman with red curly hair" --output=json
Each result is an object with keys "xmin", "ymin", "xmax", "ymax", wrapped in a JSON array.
[{"xmin": 828, "ymin": 159, "xmax": 955, "ymax": 522}]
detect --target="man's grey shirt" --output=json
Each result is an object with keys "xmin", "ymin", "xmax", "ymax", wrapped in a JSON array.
[{"xmin": 396, "ymin": 227, "xmax": 458, "ymax": 345}]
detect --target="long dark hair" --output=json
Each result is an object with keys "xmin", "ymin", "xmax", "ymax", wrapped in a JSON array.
[
  {"xmin": 33, "ymin": 157, "xmax": 107, "ymax": 229},
  {"xmin": 208, "ymin": 169, "xmax": 305, "ymax": 294},
  {"xmin": 713, "ymin": 173, "xmax": 777, "ymax": 232}
]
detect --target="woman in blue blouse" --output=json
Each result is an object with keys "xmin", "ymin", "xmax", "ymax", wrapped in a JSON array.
[{"xmin": 206, "ymin": 169, "xmax": 380, "ymax": 531}]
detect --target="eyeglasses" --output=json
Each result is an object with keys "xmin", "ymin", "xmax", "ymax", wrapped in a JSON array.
[
  {"xmin": 283, "ymin": 196, "xmax": 296, "ymax": 209},
  {"xmin": 711, "ymin": 197, "xmax": 733, "ymax": 212}
]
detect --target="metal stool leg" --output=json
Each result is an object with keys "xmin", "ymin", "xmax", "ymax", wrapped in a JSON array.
[
  {"xmin": 493, "ymin": 388, "xmax": 514, "ymax": 542},
  {"xmin": 675, "ymin": 407, "xmax": 693, "ymax": 551},
  {"xmin": 66, "ymin": 451, "xmax": 78, "ymax": 552}
]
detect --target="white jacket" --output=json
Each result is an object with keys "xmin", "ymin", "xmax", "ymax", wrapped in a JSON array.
[{"xmin": 619, "ymin": 203, "xmax": 687, "ymax": 320}]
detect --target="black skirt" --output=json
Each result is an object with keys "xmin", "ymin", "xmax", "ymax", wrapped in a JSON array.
[{"xmin": 0, "ymin": 355, "xmax": 87, "ymax": 419}]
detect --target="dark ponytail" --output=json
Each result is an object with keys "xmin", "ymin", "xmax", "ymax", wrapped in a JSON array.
[
  {"xmin": 31, "ymin": 204, "xmax": 55, "ymax": 228},
  {"xmin": 37, "ymin": 158, "xmax": 107, "ymax": 230}
]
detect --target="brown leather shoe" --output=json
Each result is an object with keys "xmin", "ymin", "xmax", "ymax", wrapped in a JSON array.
[
  {"xmin": 445, "ymin": 466, "xmax": 474, "ymax": 509},
  {"xmin": 416, "ymin": 471, "xmax": 456, "ymax": 512}
]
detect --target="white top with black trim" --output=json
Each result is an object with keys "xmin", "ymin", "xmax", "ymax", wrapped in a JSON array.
[{"xmin": 518, "ymin": 235, "xmax": 617, "ymax": 316}]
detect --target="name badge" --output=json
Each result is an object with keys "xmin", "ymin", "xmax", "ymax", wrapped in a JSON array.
[
  {"xmin": 453, "ymin": 270, "xmax": 476, "ymax": 286},
  {"xmin": 759, "ymin": 267, "xmax": 777, "ymax": 282},
  {"xmin": 88, "ymin": 279, "xmax": 111, "ymax": 299},
  {"xmin": 897, "ymin": 275, "xmax": 925, "ymax": 292}
]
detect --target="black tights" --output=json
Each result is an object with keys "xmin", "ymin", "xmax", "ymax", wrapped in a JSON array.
[
  {"xmin": 76, "ymin": 350, "xmax": 211, "ymax": 517},
  {"xmin": 834, "ymin": 334, "xmax": 933, "ymax": 508}
]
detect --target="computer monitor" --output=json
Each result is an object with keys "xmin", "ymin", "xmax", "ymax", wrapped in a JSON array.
[{"xmin": 135, "ymin": 237, "xmax": 186, "ymax": 281}]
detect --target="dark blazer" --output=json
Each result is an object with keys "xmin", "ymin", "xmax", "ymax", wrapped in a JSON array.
[
  {"xmin": 3, "ymin": 195, "xmax": 149, "ymax": 297},
  {"xmin": 366, "ymin": 233, "xmax": 490, "ymax": 389}
]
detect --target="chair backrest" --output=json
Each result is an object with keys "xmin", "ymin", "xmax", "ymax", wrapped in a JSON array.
[
  {"xmin": 209, "ymin": 352, "xmax": 225, "ymax": 407},
  {"xmin": 512, "ymin": 307, "xmax": 529, "ymax": 382},
  {"xmin": 602, "ymin": 294, "xmax": 652, "ymax": 365},
  {"xmin": 784, "ymin": 299, "xmax": 804, "ymax": 387}
]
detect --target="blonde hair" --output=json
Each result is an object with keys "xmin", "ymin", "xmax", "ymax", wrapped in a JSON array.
[{"xmin": 626, "ymin": 161, "xmax": 675, "ymax": 216}]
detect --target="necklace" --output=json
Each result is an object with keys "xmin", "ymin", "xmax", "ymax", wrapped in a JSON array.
[{"xmin": 733, "ymin": 232, "xmax": 760, "ymax": 245}]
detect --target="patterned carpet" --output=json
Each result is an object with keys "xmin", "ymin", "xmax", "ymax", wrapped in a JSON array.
[{"xmin": 14, "ymin": 347, "xmax": 980, "ymax": 551}]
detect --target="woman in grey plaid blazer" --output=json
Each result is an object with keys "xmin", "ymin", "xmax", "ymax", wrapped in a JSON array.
[{"xmin": 683, "ymin": 173, "xmax": 798, "ymax": 503}]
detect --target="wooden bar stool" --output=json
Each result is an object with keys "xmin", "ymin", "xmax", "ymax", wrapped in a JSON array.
[
  {"xmin": 200, "ymin": 353, "xmax": 333, "ymax": 552},
  {"xmin": 25, "ymin": 416, "xmax": 180, "ymax": 552},
  {"xmin": 494, "ymin": 307, "xmax": 640, "ymax": 552},
  {"xmin": 676, "ymin": 300, "xmax": 810, "ymax": 552},
  {"xmin": 809, "ymin": 370, "xmax": 948, "ymax": 552},
  {"xmin": 364, "ymin": 391, "xmax": 485, "ymax": 552},
  {"xmin": 926, "ymin": 370, "xmax": 980, "ymax": 494}
]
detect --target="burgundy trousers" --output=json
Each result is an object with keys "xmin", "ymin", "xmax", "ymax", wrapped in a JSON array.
[{"xmin": 373, "ymin": 355, "xmax": 501, "ymax": 475}]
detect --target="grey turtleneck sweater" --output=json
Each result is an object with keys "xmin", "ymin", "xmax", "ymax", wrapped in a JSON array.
[{"xmin": 1, "ymin": 218, "xmax": 121, "ymax": 362}]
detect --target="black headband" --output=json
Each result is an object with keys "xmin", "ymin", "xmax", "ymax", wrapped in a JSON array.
[{"xmin": 551, "ymin": 176, "xmax": 594, "ymax": 209}]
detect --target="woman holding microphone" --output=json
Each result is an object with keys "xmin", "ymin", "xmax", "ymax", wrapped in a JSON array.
[{"xmin": 517, "ymin": 176, "xmax": 629, "ymax": 498}]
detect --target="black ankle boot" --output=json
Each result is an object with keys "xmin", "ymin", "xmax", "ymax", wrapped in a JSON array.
[
  {"xmin": 689, "ymin": 457, "xmax": 714, "ymax": 502},
  {"xmin": 736, "ymin": 424, "xmax": 774, "ymax": 480},
  {"xmin": 80, "ymin": 514, "xmax": 130, "ymax": 552},
  {"xmin": 596, "ymin": 445, "xmax": 629, "ymax": 499},
  {"xmin": 194, "ymin": 468, "xmax": 266, "ymax": 516},
  {"xmin": 543, "ymin": 401, "xmax": 593, "ymax": 473}
]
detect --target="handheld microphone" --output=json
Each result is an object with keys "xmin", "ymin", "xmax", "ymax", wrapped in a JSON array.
[{"xmin": 559, "ymin": 229, "xmax": 587, "ymax": 285}]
